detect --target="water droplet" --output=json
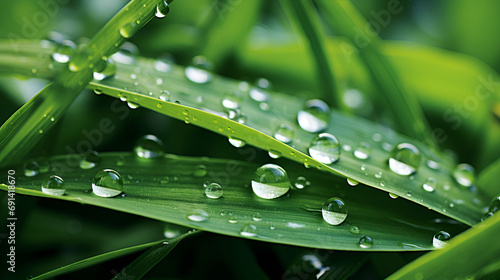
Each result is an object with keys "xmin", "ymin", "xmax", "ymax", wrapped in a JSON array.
[
  {"xmin": 111, "ymin": 41, "xmax": 138, "ymax": 65},
  {"xmin": 93, "ymin": 58, "xmax": 116, "ymax": 80},
  {"xmin": 155, "ymin": 1, "xmax": 170, "ymax": 18},
  {"xmin": 240, "ymin": 223, "xmax": 258, "ymax": 237},
  {"xmin": 79, "ymin": 151, "xmax": 101, "ymax": 169},
  {"xmin": 222, "ymin": 92, "xmax": 241, "ymax": 109},
  {"xmin": 228, "ymin": 137, "xmax": 246, "ymax": 148},
  {"xmin": 452, "ymin": 163, "xmax": 475, "ymax": 187},
  {"xmin": 388, "ymin": 143, "xmax": 421, "ymax": 175},
  {"xmin": 52, "ymin": 40, "xmax": 76, "ymax": 63},
  {"xmin": 159, "ymin": 90, "xmax": 170, "ymax": 101},
  {"xmin": 358, "ymin": 236, "xmax": 373, "ymax": 248},
  {"xmin": 119, "ymin": 22, "xmax": 139, "ymax": 38},
  {"xmin": 374, "ymin": 172, "xmax": 382, "ymax": 179},
  {"xmin": 228, "ymin": 214, "xmax": 238, "ymax": 224},
  {"xmin": 41, "ymin": 175, "xmax": 66, "ymax": 196},
  {"xmin": 308, "ymin": 133, "xmax": 341, "ymax": 164},
  {"xmin": 482, "ymin": 195, "xmax": 500, "ymax": 221},
  {"xmin": 249, "ymin": 78, "xmax": 271, "ymax": 102},
  {"xmin": 422, "ymin": 177, "xmax": 437, "ymax": 192},
  {"xmin": 205, "ymin": 183, "xmax": 223, "ymax": 199},
  {"xmin": 185, "ymin": 56, "xmax": 212, "ymax": 84},
  {"xmin": 293, "ymin": 176, "xmax": 310, "ymax": 190},
  {"xmin": 389, "ymin": 193, "xmax": 399, "ymax": 199},
  {"xmin": 251, "ymin": 163, "xmax": 290, "ymax": 199},
  {"xmin": 253, "ymin": 213, "xmax": 262, "ymax": 221},
  {"xmin": 134, "ymin": 135, "xmax": 164, "ymax": 158},
  {"xmin": 426, "ymin": 160, "xmax": 440, "ymax": 170},
  {"xmin": 372, "ymin": 133, "xmax": 382, "ymax": 142},
  {"xmin": 154, "ymin": 53, "xmax": 174, "ymax": 72},
  {"xmin": 353, "ymin": 142, "xmax": 371, "ymax": 160},
  {"xmin": 193, "ymin": 165, "xmax": 207, "ymax": 177},
  {"xmin": 163, "ymin": 223, "xmax": 187, "ymax": 239},
  {"xmin": 322, "ymin": 197, "xmax": 347, "ymax": 225},
  {"xmin": 268, "ymin": 150, "xmax": 281, "ymax": 159},
  {"xmin": 347, "ymin": 178, "xmax": 359, "ymax": 186},
  {"xmin": 381, "ymin": 142, "xmax": 393, "ymax": 152},
  {"xmin": 297, "ymin": 99, "xmax": 330, "ymax": 133},
  {"xmin": 342, "ymin": 88, "xmax": 365, "ymax": 110},
  {"xmin": 406, "ymin": 191, "xmax": 413, "ymax": 197},
  {"xmin": 349, "ymin": 225, "xmax": 360, "ymax": 234},
  {"xmin": 186, "ymin": 209, "xmax": 209, "ymax": 222},
  {"xmin": 127, "ymin": 102, "xmax": 140, "ymax": 109},
  {"xmin": 433, "ymin": 231, "xmax": 451, "ymax": 248},
  {"xmin": 92, "ymin": 169, "xmax": 123, "ymax": 197},
  {"xmin": 274, "ymin": 124, "xmax": 294, "ymax": 144},
  {"xmin": 24, "ymin": 161, "xmax": 40, "ymax": 177}
]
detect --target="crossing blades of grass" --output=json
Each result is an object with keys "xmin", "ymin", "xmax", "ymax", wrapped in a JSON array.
[{"xmin": 0, "ymin": 152, "xmax": 468, "ymax": 251}]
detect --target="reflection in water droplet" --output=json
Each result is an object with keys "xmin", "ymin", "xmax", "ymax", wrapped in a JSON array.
[
  {"xmin": 433, "ymin": 231, "xmax": 451, "ymax": 248},
  {"xmin": 297, "ymin": 99, "xmax": 330, "ymax": 133},
  {"xmin": 240, "ymin": 223, "xmax": 258, "ymax": 237},
  {"xmin": 347, "ymin": 178, "xmax": 359, "ymax": 186},
  {"xmin": 205, "ymin": 183, "xmax": 223, "ymax": 199},
  {"xmin": 482, "ymin": 196, "xmax": 500, "ymax": 221},
  {"xmin": 308, "ymin": 133, "xmax": 341, "ymax": 164},
  {"xmin": 322, "ymin": 197, "xmax": 347, "ymax": 225},
  {"xmin": 41, "ymin": 175, "xmax": 66, "ymax": 196},
  {"xmin": 92, "ymin": 169, "xmax": 123, "ymax": 197},
  {"xmin": 155, "ymin": 1, "xmax": 170, "ymax": 18},
  {"xmin": 388, "ymin": 143, "xmax": 421, "ymax": 176},
  {"xmin": 134, "ymin": 135, "xmax": 164, "ymax": 158},
  {"xmin": 452, "ymin": 163, "xmax": 475, "ymax": 187},
  {"xmin": 186, "ymin": 209, "xmax": 209, "ymax": 222},
  {"xmin": 251, "ymin": 163, "xmax": 290, "ymax": 199},
  {"xmin": 389, "ymin": 193, "xmax": 399, "ymax": 199},
  {"xmin": 228, "ymin": 137, "xmax": 246, "ymax": 148},
  {"xmin": 358, "ymin": 236, "xmax": 373, "ymax": 248},
  {"xmin": 79, "ymin": 151, "xmax": 101, "ymax": 169}
]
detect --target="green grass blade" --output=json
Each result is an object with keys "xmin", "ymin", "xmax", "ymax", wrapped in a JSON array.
[
  {"xmin": 315, "ymin": 0, "xmax": 436, "ymax": 148},
  {"xmin": 0, "ymin": 0, "xmax": 167, "ymax": 168},
  {"xmin": 31, "ymin": 240, "xmax": 166, "ymax": 280},
  {"xmin": 279, "ymin": 0, "xmax": 341, "ymax": 109},
  {"xmin": 478, "ymin": 158, "xmax": 500, "ymax": 198},
  {"xmin": 386, "ymin": 211, "xmax": 500, "ymax": 280},
  {"xmin": 0, "ymin": 152, "xmax": 468, "ymax": 251},
  {"xmin": 113, "ymin": 231, "xmax": 195, "ymax": 280}
]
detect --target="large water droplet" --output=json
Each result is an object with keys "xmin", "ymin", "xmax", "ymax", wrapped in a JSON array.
[
  {"xmin": 185, "ymin": 56, "xmax": 212, "ymax": 84},
  {"xmin": 186, "ymin": 209, "xmax": 209, "ymax": 222},
  {"xmin": 353, "ymin": 142, "xmax": 371, "ymax": 160},
  {"xmin": 205, "ymin": 183, "xmax": 223, "ymax": 199},
  {"xmin": 308, "ymin": 133, "xmax": 341, "ymax": 164},
  {"xmin": 452, "ymin": 163, "xmax": 475, "ymax": 187},
  {"xmin": 251, "ymin": 163, "xmax": 290, "ymax": 199},
  {"xmin": 297, "ymin": 99, "xmax": 330, "ymax": 133},
  {"xmin": 358, "ymin": 236, "xmax": 373, "ymax": 249},
  {"xmin": 433, "ymin": 231, "xmax": 451, "ymax": 248},
  {"xmin": 92, "ymin": 169, "xmax": 123, "ymax": 197},
  {"xmin": 388, "ymin": 143, "xmax": 421, "ymax": 175},
  {"xmin": 93, "ymin": 58, "xmax": 116, "ymax": 80},
  {"xmin": 79, "ymin": 151, "xmax": 101, "ymax": 169},
  {"xmin": 240, "ymin": 223, "xmax": 258, "ymax": 237},
  {"xmin": 155, "ymin": 1, "xmax": 170, "ymax": 18},
  {"xmin": 41, "ymin": 175, "xmax": 66, "ymax": 196},
  {"xmin": 134, "ymin": 135, "xmax": 164, "ymax": 158},
  {"xmin": 322, "ymin": 197, "xmax": 347, "ymax": 225},
  {"xmin": 119, "ymin": 22, "xmax": 139, "ymax": 38},
  {"xmin": 228, "ymin": 137, "xmax": 246, "ymax": 148},
  {"xmin": 274, "ymin": 124, "xmax": 294, "ymax": 144},
  {"xmin": 24, "ymin": 161, "xmax": 40, "ymax": 177},
  {"xmin": 422, "ymin": 177, "xmax": 437, "ymax": 192},
  {"xmin": 52, "ymin": 40, "xmax": 76, "ymax": 63}
]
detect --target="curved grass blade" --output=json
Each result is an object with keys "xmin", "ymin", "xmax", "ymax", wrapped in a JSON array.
[
  {"xmin": 113, "ymin": 231, "xmax": 196, "ymax": 280},
  {"xmin": 0, "ymin": 152, "xmax": 467, "ymax": 251},
  {"xmin": 315, "ymin": 0, "xmax": 436, "ymax": 149},
  {"xmin": 387, "ymin": 211, "xmax": 500, "ymax": 280},
  {"xmin": 0, "ymin": 0, "xmax": 168, "ymax": 168}
]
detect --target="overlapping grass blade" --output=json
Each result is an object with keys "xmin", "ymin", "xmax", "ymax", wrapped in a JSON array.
[
  {"xmin": 387, "ymin": 212, "xmax": 500, "ymax": 280},
  {"xmin": 478, "ymin": 158, "xmax": 500, "ymax": 198},
  {"xmin": 0, "ymin": 152, "xmax": 468, "ymax": 251}
]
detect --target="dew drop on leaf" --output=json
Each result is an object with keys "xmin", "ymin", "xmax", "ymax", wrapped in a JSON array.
[
  {"xmin": 52, "ymin": 40, "xmax": 76, "ymax": 63},
  {"xmin": 297, "ymin": 99, "xmax": 330, "ymax": 133},
  {"xmin": 347, "ymin": 178, "xmax": 359, "ymax": 186},
  {"xmin": 293, "ymin": 176, "xmax": 310, "ymax": 190},
  {"xmin": 322, "ymin": 197, "xmax": 347, "ymax": 225},
  {"xmin": 24, "ymin": 161, "xmax": 40, "ymax": 177},
  {"xmin": 452, "ymin": 163, "xmax": 475, "ymax": 187},
  {"xmin": 93, "ymin": 58, "xmax": 116, "ymax": 80},
  {"xmin": 155, "ymin": 1, "xmax": 170, "ymax": 18},
  {"xmin": 41, "ymin": 175, "xmax": 66, "ymax": 196},
  {"xmin": 240, "ymin": 223, "xmax": 258, "ymax": 237},
  {"xmin": 422, "ymin": 177, "xmax": 437, "ymax": 192},
  {"xmin": 193, "ymin": 165, "xmax": 207, "ymax": 177},
  {"xmin": 353, "ymin": 142, "xmax": 371, "ymax": 160},
  {"xmin": 186, "ymin": 209, "xmax": 209, "ymax": 222},
  {"xmin": 205, "ymin": 183, "xmax": 223, "ymax": 199},
  {"xmin": 134, "ymin": 135, "xmax": 164, "ymax": 158},
  {"xmin": 308, "ymin": 133, "xmax": 341, "ymax": 164},
  {"xmin": 358, "ymin": 236, "xmax": 373, "ymax": 249},
  {"xmin": 185, "ymin": 56, "xmax": 212, "ymax": 84},
  {"xmin": 251, "ymin": 163, "xmax": 290, "ymax": 199},
  {"xmin": 92, "ymin": 169, "xmax": 123, "ymax": 198},
  {"xmin": 79, "ymin": 150, "xmax": 101, "ymax": 169},
  {"xmin": 228, "ymin": 137, "xmax": 246, "ymax": 148},
  {"xmin": 433, "ymin": 231, "xmax": 451, "ymax": 248},
  {"xmin": 274, "ymin": 123, "xmax": 294, "ymax": 144},
  {"xmin": 388, "ymin": 143, "xmax": 421, "ymax": 176}
]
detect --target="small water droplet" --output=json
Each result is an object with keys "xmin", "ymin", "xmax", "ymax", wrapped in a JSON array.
[
  {"xmin": 222, "ymin": 92, "xmax": 241, "ymax": 110},
  {"xmin": 159, "ymin": 90, "xmax": 171, "ymax": 101},
  {"xmin": 240, "ymin": 223, "xmax": 258, "ymax": 237},
  {"xmin": 308, "ymin": 133, "xmax": 341, "ymax": 164},
  {"xmin": 422, "ymin": 177, "xmax": 437, "ymax": 192},
  {"xmin": 24, "ymin": 161, "xmax": 40, "ymax": 177},
  {"xmin": 293, "ymin": 176, "xmax": 310, "ymax": 190},
  {"xmin": 388, "ymin": 143, "xmax": 421, "ymax": 175},
  {"xmin": 193, "ymin": 165, "xmax": 207, "ymax": 177},
  {"xmin": 52, "ymin": 40, "xmax": 76, "ymax": 64},
  {"xmin": 228, "ymin": 137, "xmax": 246, "ymax": 148},
  {"xmin": 433, "ymin": 231, "xmax": 451, "ymax": 248},
  {"xmin": 347, "ymin": 178, "xmax": 359, "ymax": 186},
  {"xmin": 205, "ymin": 183, "xmax": 223, "ymax": 199},
  {"xmin": 349, "ymin": 225, "xmax": 360, "ymax": 234},
  {"xmin": 322, "ymin": 197, "xmax": 347, "ymax": 225},
  {"xmin": 374, "ymin": 172, "xmax": 382, "ymax": 179},
  {"xmin": 253, "ymin": 213, "xmax": 262, "ymax": 221},
  {"xmin": 426, "ymin": 160, "xmax": 440, "ymax": 170},
  {"xmin": 134, "ymin": 135, "xmax": 164, "ymax": 158},
  {"xmin": 185, "ymin": 56, "xmax": 212, "ymax": 84},
  {"xmin": 482, "ymin": 195, "xmax": 500, "ymax": 221},
  {"xmin": 111, "ymin": 41, "xmax": 138, "ymax": 65},
  {"xmin": 79, "ymin": 151, "xmax": 101, "ymax": 169},
  {"xmin": 372, "ymin": 133, "xmax": 382, "ymax": 142},
  {"xmin": 186, "ymin": 209, "xmax": 209, "ymax": 222},
  {"xmin": 163, "ymin": 223, "xmax": 187, "ymax": 239},
  {"xmin": 353, "ymin": 142, "xmax": 371, "ymax": 160},
  {"xmin": 119, "ymin": 22, "xmax": 139, "ymax": 38},
  {"xmin": 389, "ymin": 193, "xmax": 398, "ymax": 199},
  {"xmin": 249, "ymin": 78, "xmax": 271, "ymax": 102},
  {"xmin": 92, "ymin": 169, "xmax": 123, "ymax": 197},
  {"xmin": 155, "ymin": 1, "xmax": 170, "ymax": 18},
  {"xmin": 406, "ymin": 191, "xmax": 413, "ymax": 197},
  {"xmin": 228, "ymin": 214, "xmax": 238, "ymax": 224},
  {"xmin": 268, "ymin": 150, "xmax": 281, "ymax": 159},
  {"xmin": 297, "ymin": 99, "xmax": 330, "ymax": 133},
  {"xmin": 93, "ymin": 58, "xmax": 116, "ymax": 80},
  {"xmin": 358, "ymin": 236, "xmax": 373, "ymax": 248},
  {"xmin": 251, "ymin": 163, "xmax": 290, "ymax": 199},
  {"xmin": 127, "ymin": 101, "xmax": 140, "ymax": 109},
  {"xmin": 274, "ymin": 123, "xmax": 294, "ymax": 144},
  {"xmin": 154, "ymin": 53, "xmax": 174, "ymax": 72},
  {"xmin": 453, "ymin": 163, "xmax": 475, "ymax": 187},
  {"xmin": 41, "ymin": 175, "xmax": 66, "ymax": 196}
]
